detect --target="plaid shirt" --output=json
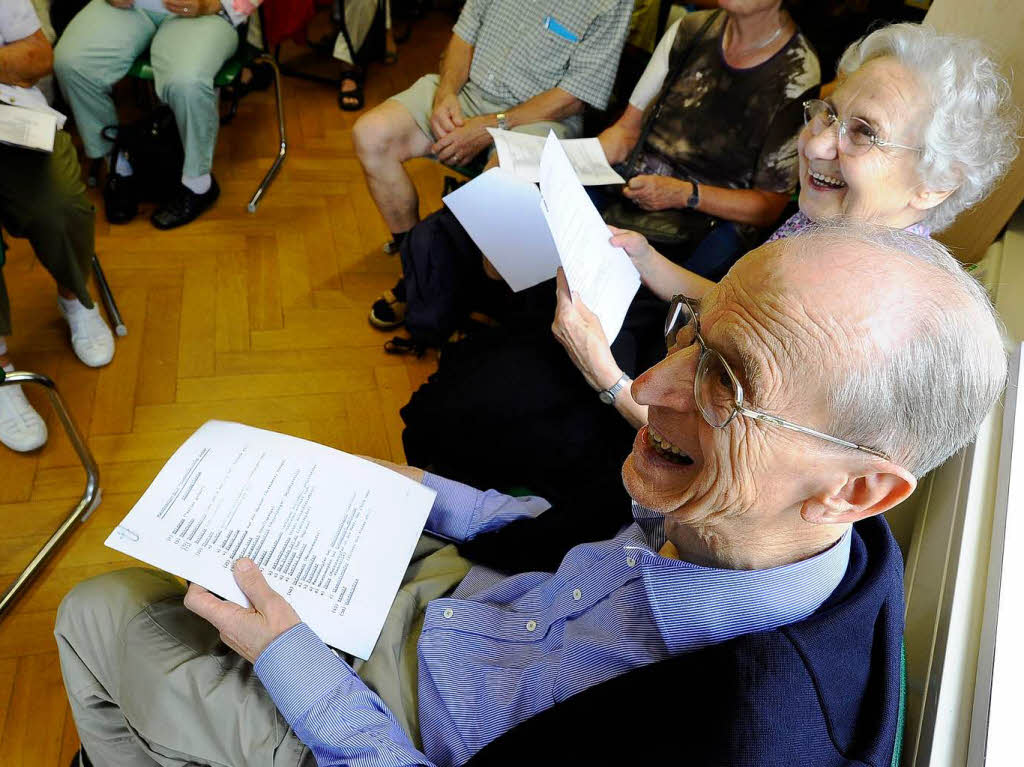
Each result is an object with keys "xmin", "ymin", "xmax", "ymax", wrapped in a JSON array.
[{"xmin": 453, "ymin": 0, "xmax": 632, "ymax": 110}]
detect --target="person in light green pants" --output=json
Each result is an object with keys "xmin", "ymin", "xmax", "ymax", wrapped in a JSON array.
[{"xmin": 53, "ymin": 0, "xmax": 250, "ymax": 230}]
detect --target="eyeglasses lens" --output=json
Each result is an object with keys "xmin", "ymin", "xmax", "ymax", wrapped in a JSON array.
[
  {"xmin": 696, "ymin": 350, "xmax": 736, "ymax": 428},
  {"xmin": 665, "ymin": 299, "xmax": 697, "ymax": 350}
]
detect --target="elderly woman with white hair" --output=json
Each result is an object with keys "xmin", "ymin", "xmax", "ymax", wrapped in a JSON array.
[
  {"xmin": 400, "ymin": 21, "xmax": 1019, "ymax": 566},
  {"xmin": 560, "ymin": 21, "xmax": 1019, "ymax": 430}
]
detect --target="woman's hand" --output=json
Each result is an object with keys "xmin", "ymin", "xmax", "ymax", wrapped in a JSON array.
[
  {"xmin": 551, "ymin": 268, "xmax": 622, "ymax": 392},
  {"xmin": 609, "ymin": 226, "xmax": 656, "ymax": 284},
  {"xmin": 163, "ymin": 0, "xmax": 221, "ymax": 16},
  {"xmin": 597, "ymin": 122, "xmax": 636, "ymax": 166},
  {"xmin": 106, "ymin": 0, "xmax": 135, "ymax": 8},
  {"xmin": 622, "ymin": 175, "xmax": 691, "ymax": 211}
]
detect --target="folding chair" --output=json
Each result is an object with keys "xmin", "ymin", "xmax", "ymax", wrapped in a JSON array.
[
  {"xmin": 126, "ymin": 22, "xmax": 288, "ymax": 213},
  {"xmin": 0, "ymin": 368, "xmax": 100, "ymax": 619}
]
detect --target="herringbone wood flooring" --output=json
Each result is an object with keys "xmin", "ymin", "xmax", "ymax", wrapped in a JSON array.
[{"xmin": 0, "ymin": 11, "xmax": 455, "ymax": 763}]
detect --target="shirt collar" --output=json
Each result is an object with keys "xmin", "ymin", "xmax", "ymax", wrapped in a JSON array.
[{"xmin": 628, "ymin": 503, "xmax": 853, "ymax": 654}]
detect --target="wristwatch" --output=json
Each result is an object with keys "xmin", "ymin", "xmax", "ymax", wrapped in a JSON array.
[
  {"xmin": 599, "ymin": 373, "xmax": 631, "ymax": 405},
  {"xmin": 495, "ymin": 112, "xmax": 509, "ymax": 131},
  {"xmin": 686, "ymin": 179, "xmax": 700, "ymax": 209}
]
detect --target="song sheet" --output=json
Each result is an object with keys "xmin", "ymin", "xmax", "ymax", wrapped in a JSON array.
[
  {"xmin": 487, "ymin": 128, "xmax": 625, "ymax": 186},
  {"xmin": 106, "ymin": 421, "xmax": 436, "ymax": 659},
  {"xmin": 538, "ymin": 132, "xmax": 640, "ymax": 341}
]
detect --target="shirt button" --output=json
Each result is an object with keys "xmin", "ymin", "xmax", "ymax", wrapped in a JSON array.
[
  {"xmin": 526, "ymin": 620, "xmax": 537, "ymax": 632},
  {"xmin": 573, "ymin": 589, "xmax": 582, "ymax": 601},
  {"xmin": 443, "ymin": 608, "xmax": 454, "ymax": 619},
  {"xmin": 626, "ymin": 556, "xmax": 637, "ymax": 568}
]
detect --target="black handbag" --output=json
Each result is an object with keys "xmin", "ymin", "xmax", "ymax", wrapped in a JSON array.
[
  {"xmin": 100, "ymin": 105, "xmax": 185, "ymax": 203},
  {"xmin": 602, "ymin": 10, "xmax": 723, "ymax": 257}
]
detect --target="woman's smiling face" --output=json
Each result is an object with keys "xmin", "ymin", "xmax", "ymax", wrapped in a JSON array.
[{"xmin": 797, "ymin": 57, "xmax": 933, "ymax": 229}]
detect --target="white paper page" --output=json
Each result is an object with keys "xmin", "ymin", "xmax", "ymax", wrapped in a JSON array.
[
  {"xmin": 105, "ymin": 421, "xmax": 436, "ymax": 660},
  {"xmin": 487, "ymin": 128, "xmax": 624, "ymax": 186},
  {"xmin": 538, "ymin": 131, "xmax": 640, "ymax": 341},
  {"xmin": 443, "ymin": 167, "xmax": 561, "ymax": 292},
  {"xmin": 0, "ymin": 85, "xmax": 68, "ymax": 129},
  {"xmin": 0, "ymin": 104, "xmax": 55, "ymax": 152}
]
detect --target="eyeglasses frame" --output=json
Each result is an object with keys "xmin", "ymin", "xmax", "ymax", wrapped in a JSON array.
[
  {"xmin": 666, "ymin": 295, "xmax": 892, "ymax": 461},
  {"xmin": 802, "ymin": 98, "xmax": 923, "ymax": 155}
]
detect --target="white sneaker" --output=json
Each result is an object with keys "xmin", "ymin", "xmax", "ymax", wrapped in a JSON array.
[
  {"xmin": 60, "ymin": 300, "xmax": 115, "ymax": 367},
  {"xmin": 0, "ymin": 382, "xmax": 47, "ymax": 452}
]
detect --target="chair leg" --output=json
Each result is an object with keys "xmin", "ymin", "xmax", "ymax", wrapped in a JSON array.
[
  {"xmin": 92, "ymin": 254, "xmax": 127, "ymax": 337},
  {"xmin": 0, "ymin": 370, "xmax": 100, "ymax": 620},
  {"xmin": 247, "ymin": 53, "xmax": 287, "ymax": 213}
]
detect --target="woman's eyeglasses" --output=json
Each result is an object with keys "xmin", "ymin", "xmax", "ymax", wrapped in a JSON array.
[{"xmin": 802, "ymin": 99, "xmax": 922, "ymax": 156}]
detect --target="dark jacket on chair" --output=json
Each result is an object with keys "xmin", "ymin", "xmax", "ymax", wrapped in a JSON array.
[{"xmin": 466, "ymin": 516, "xmax": 905, "ymax": 767}]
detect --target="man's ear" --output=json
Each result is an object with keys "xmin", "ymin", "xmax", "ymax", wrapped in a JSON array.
[
  {"xmin": 909, "ymin": 184, "xmax": 956, "ymax": 213},
  {"xmin": 801, "ymin": 462, "xmax": 917, "ymax": 525}
]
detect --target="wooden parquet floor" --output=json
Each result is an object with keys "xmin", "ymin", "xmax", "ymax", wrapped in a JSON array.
[{"xmin": 0, "ymin": 11, "xmax": 456, "ymax": 764}]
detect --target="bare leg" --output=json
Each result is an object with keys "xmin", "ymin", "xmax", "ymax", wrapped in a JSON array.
[{"xmin": 353, "ymin": 100, "xmax": 434, "ymax": 234}]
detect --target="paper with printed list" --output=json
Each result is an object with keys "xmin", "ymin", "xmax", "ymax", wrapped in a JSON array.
[
  {"xmin": 105, "ymin": 421, "xmax": 436, "ymax": 660},
  {"xmin": 486, "ymin": 128, "xmax": 625, "ymax": 186},
  {"xmin": 443, "ymin": 132, "xmax": 639, "ymax": 340},
  {"xmin": 538, "ymin": 131, "xmax": 640, "ymax": 341}
]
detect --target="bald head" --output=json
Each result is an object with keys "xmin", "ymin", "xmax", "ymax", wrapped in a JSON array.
[{"xmin": 732, "ymin": 221, "xmax": 1006, "ymax": 476}]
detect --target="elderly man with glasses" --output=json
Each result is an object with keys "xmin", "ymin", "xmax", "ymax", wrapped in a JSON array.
[{"xmin": 56, "ymin": 221, "xmax": 1006, "ymax": 767}]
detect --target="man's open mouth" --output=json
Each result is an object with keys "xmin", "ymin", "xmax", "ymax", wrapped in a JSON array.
[
  {"xmin": 808, "ymin": 169, "xmax": 847, "ymax": 190},
  {"xmin": 648, "ymin": 426, "xmax": 695, "ymax": 466}
]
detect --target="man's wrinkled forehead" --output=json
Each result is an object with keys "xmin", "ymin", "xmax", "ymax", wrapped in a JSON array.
[{"xmin": 701, "ymin": 239, "xmax": 881, "ymax": 397}]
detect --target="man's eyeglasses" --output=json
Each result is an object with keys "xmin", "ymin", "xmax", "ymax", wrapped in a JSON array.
[
  {"xmin": 802, "ymin": 99, "xmax": 922, "ymax": 156},
  {"xmin": 664, "ymin": 295, "xmax": 891, "ymax": 460}
]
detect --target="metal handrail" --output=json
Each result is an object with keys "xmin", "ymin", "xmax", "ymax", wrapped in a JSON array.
[{"xmin": 0, "ymin": 370, "xmax": 101, "ymax": 619}]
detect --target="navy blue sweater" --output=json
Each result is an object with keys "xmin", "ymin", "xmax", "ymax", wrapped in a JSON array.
[{"xmin": 467, "ymin": 516, "xmax": 904, "ymax": 766}]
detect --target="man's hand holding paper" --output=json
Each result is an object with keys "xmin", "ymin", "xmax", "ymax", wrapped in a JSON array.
[{"xmin": 185, "ymin": 557, "xmax": 302, "ymax": 664}]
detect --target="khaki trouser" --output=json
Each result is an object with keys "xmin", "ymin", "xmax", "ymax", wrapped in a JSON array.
[
  {"xmin": 0, "ymin": 131, "xmax": 95, "ymax": 337},
  {"xmin": 54, "ymin": 536, "xmax": 471, "ymax": 766},
  {"xmin": 390, "ymin": 73, "xmax": 583, "ymax": 146}
]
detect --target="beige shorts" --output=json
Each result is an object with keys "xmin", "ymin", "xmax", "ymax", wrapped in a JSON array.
[{"xmin": 390, "ymin": 73, "xmax": 582, "ymax": 145}]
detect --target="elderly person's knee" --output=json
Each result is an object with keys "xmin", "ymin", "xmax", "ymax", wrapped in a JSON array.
[
  {"xmin": 156, "ymin": 67, "xmax": 215, "ymax": 105},
  {"xmin": 353, "ymin": 103, "xmax": 422, "ymax": 166},
  {"xmin": 55, "ymin": 568, "xmax": 184, "ymax": 645}
]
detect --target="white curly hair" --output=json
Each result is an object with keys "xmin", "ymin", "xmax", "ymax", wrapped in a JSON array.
[{"xmin": 838, "ymin": 23, "xmax": 1020, "ymax": 233}]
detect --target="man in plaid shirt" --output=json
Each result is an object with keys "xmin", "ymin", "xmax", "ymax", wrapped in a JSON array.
[{"xmin": 353, "ymin": 0, "xmax": 632, "ymax": 325}]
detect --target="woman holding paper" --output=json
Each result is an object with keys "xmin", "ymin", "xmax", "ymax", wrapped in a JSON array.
[
  {"xmin": 401, "ymin": 22, "xmax": 1018, "ymax": 554},
  {"xmin": 554, "ymin": 22, "xmax": 1018, "ymax": 432}
]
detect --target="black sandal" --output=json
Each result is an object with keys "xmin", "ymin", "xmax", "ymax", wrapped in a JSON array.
[
  {"xmin": 338, "ymin": 70, "xmax": 365, "ymax": 112},
  {"xmin": 384, "ymin": 336, "xmax": 425, "ymax": 356}
]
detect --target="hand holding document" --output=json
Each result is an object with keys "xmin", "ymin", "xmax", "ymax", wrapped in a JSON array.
[
  {"xmin": 106, "ymin": 421, "xmax": 436, "ymax": 659},
  {"xmin": 537, "ymin": 133, "xmax": 640, "ymax": 341},
  {"xmin": 487, "ymin": 128, "xmax": 625, "ymax": 186}
]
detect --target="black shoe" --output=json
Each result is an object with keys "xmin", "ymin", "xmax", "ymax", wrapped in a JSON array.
[
  {"xmin": 151, "ymin": 177, "xmax": 220, "ymax": 230},
  {"xmin": 70, "ymin": 748, "xmax": 93, "ymax": 767},
  {"xmin": 103, "ymin": 172, "xmax": 139, "ymax": 224}
]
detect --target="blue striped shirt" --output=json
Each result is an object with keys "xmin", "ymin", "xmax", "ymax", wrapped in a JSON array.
[{"xmin": 254, "ymin": 473, "xmax": 851, "ymax": 766}]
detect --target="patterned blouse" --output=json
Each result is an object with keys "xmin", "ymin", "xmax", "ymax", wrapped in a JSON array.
[{"xmin": 768, "ymin": 210, "xmax": 933, "ymax": 242}]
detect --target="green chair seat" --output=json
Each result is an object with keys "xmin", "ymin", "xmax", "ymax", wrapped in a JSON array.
[{"xmin": 127, "ymin": 48, "xmax": 251, "ymax": 87}]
